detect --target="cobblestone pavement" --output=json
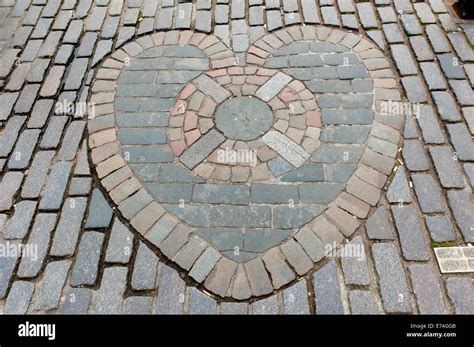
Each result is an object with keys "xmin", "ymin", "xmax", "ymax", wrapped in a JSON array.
[{"xmin": 0, "ymin": 0, "xmax": 473, "ymax": 314}]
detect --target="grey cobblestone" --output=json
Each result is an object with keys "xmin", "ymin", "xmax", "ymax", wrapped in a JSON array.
[
  {"xmin": 123, "ymin": 297, "xmax": 153, "ymax": 314},
  {"xmin": 70, "ymin": 231, "xmax": 105, "ymax": 286},
  {"xmin": 50, "ymin": 197, "xmax": 87, "ymax": 256},
  {"xmin": 445, "ymin": 277, "xmax": 474, "ymax": 314},
  {"xmin": 0, "ymin": 116, "xmax": 26, "ymax": 157},
  {"xmin": 32, "ymin": 260, "xmax": 71, "ymax": 311},
  {"xmin": 402, "ymin": 76, "xmax": 428, "ymax": 102},
  {"xmin": 85, "ymin": 189, "xmax": 113, "ymax": 229},
  {"xmin": 21, "ymin": 151, "xmax": 54, "ymax": 198},
  {"xmin": 391, "ymin": 45, "xmax": 417, "ymax": 76},
  {"xmin": 4, "ymin": 281, "xmax": 34, "ymax": 314},
  {"xmin": 401, "ymin": 14, "xmax": 422, "ymax": 35},
  {"xmin": 448, "ymin": 32, "xmax": 474, "ymax": 62},
  {"xmin": 64, "ymin": 58, "xmax": 89, "ymax": 90},
  {"xmin": 426, "ymin": 25, "xmax": 450, "ymax": 53},
  {"xmin": 69, "ymin": 177, "xmax": 92, "ymax": 196},
  {"xmin": 312, "ymin": 260, "xmax": 344, "ymax": 314},
  {"xmin": 195, "ymin": 11, "xmax": 212, "ymax": 33},
  {"xmin": 219, "ymin": 302, "xmax": 248, "ymax": 314},
  {"xmin": 14, "ymin": 84, "xmax": 40, "ymax": 113},
  {"xmin": 366, "ymin": 205, "xmax": 394, "ymax": 240},
  {"xmin": 40, "ymin": 116, "xmax": 68, "ymax": 149},
  {"xmin": 91, "ymin": 267, "xmax": 127, "ymax": 314},
  {"xmin": 408, "ymin": 264, "xmax": 447, "ymax": 314},
  {"xmin": 357, "ymin": 3, "xmax": 378, "ymax": 29},
  {"xmin": 39, "ymin": 161, "xmax": 72, "ymax": 210},
  {"xmin": 283, "ymin": 280, "xmax": 310, "ymax": 314},
  {"xmin": 321, "ymin": 6, "xmax": 340, "ymax": 26},
  {"xmin": 0, "ymin": 92, "xmax": 18, "ymax": 121},
  {"xmin": 251, "ymin": 294, "xmax": 280, "ymax": 314},
  {"xmin": 450, "ymin": 80, "xmax": 474, "ymax": 106},
  {"xmin": 27, "ymin": 99, "xmax": 54, "ymax": 128},
  {"xmin": 2, "ymin": 201, "xmax": 36, "ymax": 240},
  {"xmin": 386, "ymin": 166, "xmax": 412, "ymax": 203},
  {"xmin": 420, "ymin": 62, "xmax": 447, "ymax": 90},
  {"xmin": 180, "ymin": 130, "xmax": 225, "ymax": 169},
  {"xmin": 402, "ymin": 140, "xmax": 429, "ymax": 172},
  {"xmin": 425, "ymin": 215, "xmax": 456, "ymax": 242},
  {"xmin": 372, "ymin": 243, "xmax": 412, "ymax": 313},
  {"xmin": 429, "ymin": 146, "xmax": 464, "ymax": 188},
  {"xmin": 412, "ymin": 174, "xmax": 445, "ymax": 213},
  {"xmin": 131, "ymin": 242, "xmax": 159, "ymax": 290},
  {"xmin": 447, "ymin": 190, "xmax": 474, "ymax": 242},
  {"xmin": 57, "ymin": 121, "xmax": 86, "ymax": 161},
  {"xmin": 188, "ymin": 287, "xmax": 217, "ymax": 314},
  {"xmin": 391, "ymin": 205, "xmax": 429, "ymax": 261},
  {"xmin": 18, "ymin": 213, "xmax": 56, "ymax": 278},
  {"xmin": 8, "ymin": 129, "xmax": 40, "ymax": 169},
  {"xmin": 62, "ymin": 288, "xmax": 92, "ymax": 314},
  {"xmin": 432, "ymin": 91, "xmax": 462, "ymax": 121},
  {"xmin": 340, "ymin": 236, "xmax": 370, "ymax": 286},
  {"xmin": 105, "ymin": 218, "xmax": 134, "ymax": 264},
  {"xmin": 417, "ymin": 105, "xmax": 445, "ymax": 144},
  {"xmin": 349, "ymin": 290, "xmax": 382, "ymax": 314},
  {"xmin": 446, "ymin": 123, "xmax": 474, "ymax": 161},
  {"xmin": 404, "ymin": 115, "xmax": 419, "ymax": 139},
  {"xmin": 154, "ymin": 264, "xmax": 185, "ymax": 314},
  {"xmin": 0, "ymin": 240, "xmax": 19, "ymax": 299}
]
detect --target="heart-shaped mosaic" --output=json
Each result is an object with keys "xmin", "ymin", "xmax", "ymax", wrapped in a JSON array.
[{"xmin": 88, "ymin": 26, "xmax": 403, "ymax": 300}]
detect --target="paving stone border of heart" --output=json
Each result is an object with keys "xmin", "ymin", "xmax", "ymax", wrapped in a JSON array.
[{"xmin": 87, "ymin": 26, "xmax": 403, "ymax": 300}]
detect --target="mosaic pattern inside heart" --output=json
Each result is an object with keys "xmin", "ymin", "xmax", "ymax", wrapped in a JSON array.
[{"xmin": 88, "ymin": 26, "xmax": 402, "ymax": 299}]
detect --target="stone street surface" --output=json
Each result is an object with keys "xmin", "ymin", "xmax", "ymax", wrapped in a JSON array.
[{"xmin": 0, "ymin": 0, "xmax": 473, "ymax": 314}]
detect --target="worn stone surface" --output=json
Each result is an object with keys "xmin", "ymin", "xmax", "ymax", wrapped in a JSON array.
[
  {"xmin": 215, "ymin": 96, "xmax": 273, "ymax": 140},
  {"xmin": 408, "ymin": 264, "xmax": 447, "ymax": 314},
  {"xmin": 372, "ymin": 243, "xmax": 412, "ymax": 313},
  {"xmin": 391, "ymin": 205, "xmax": 429, "ymax": 261},
  {"xmin": 429, "ymin": 146, "xmax": 464, "ymax": 188},
  {"xmin": 105, "ymin": 219, "xmax": 134, "ymax": 264},
  {"xmin": 62, "ymin": 288, "xmax": 93, "ymax": 314},
  {"xmin": 70, "ymin": 232, "xmax": 105, "ymax": 286},
  {"xmin": 445, "ymin": 277, "xmax": 474, "ymax": 314},
  {"xmin": 32, "ymin": 260, "xmax": 71, "ymax": 311},
  {"xmin": 447, "ymin": 191, "xmax": 474, "ymax": 242},
  {"xmin": 386, "ymin": 167, "xmax": 412, "ymax": 203},
  {"xmin": 91, "ymin": 267, "xmax": 128, "ymax": 314},
  {"xmin": 188, "ymin": 287, "xmax": 217, "ymax": 314},
  {"xmin": 154, "ymin": 264, "xmax": 186, "ymax": 314},
  {"xmin": 0, "ymin": 0, "xmax": 471, "ymax": 313},
  {"xmin": 17, "ymin": 214, "xmax": 56, "ymax": 278},
  {"xmin": 412, "ymin": 174, "xmax": 445, "ymax": 213},
  {"xmin": 312, "ymin": 261, "xmax": 344, "ymax": 314},
  {"xmin": 282, "ymin": 280, "xmax": 310, "ymax": 314},
  {"xmin": 4, "ymin": 281, "xmax": 34, "ymax": 314},
  {"xmin": 131, "ymin": 242, "xmax": 159, "ymax": 290},
  {"xmin": 366, "ymin": 205, "xmax": 394, "ymax": 240},
  {"xmin": 349, "ymin": 290, "xmax": 382, "ymax": 315},
  {"xmin": 50, "ymin": 198, "xmax": 87, "ymax": 256},
  {"xmin": 340, "ymin": 236, "xmax": 370, "ymax": 286}
]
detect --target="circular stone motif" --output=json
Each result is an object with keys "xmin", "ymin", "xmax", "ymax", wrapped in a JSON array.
[
  {"xmin": 88, "ymin": 27, "xmax": 403, "ymax": 301},
  {"xmin": 214, "ymin": 96, "xmax": 273, "ymax": 141},
  {"xmin": 168, "ymin": 66, "xmax": 322, "ymax": 183}
]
